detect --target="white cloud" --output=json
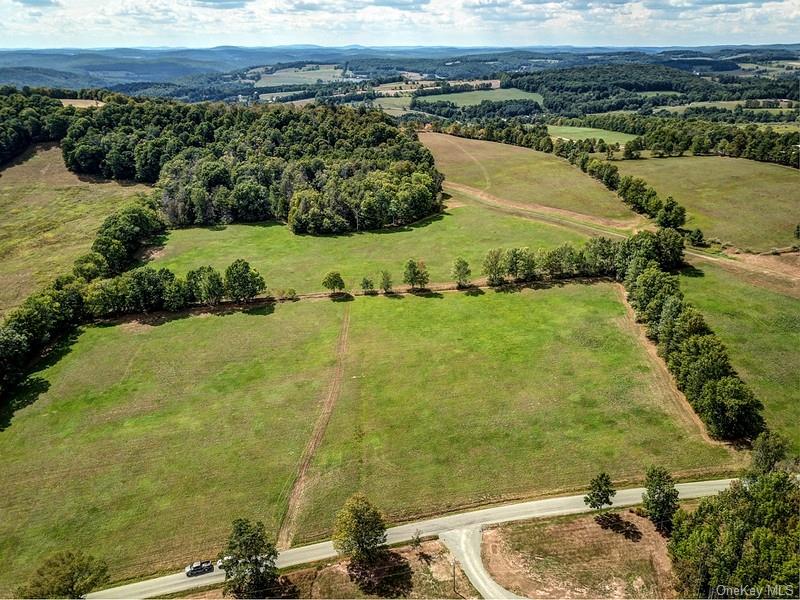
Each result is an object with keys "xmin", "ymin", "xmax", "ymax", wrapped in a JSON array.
[{"xmin": 0, "ymin": 0, "xmax": 797, "ymax": 47}]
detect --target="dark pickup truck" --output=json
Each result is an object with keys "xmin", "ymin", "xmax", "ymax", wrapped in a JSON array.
[{"xmin": 185, "ymin": 560, "xmax": 214, "ymax": 577}]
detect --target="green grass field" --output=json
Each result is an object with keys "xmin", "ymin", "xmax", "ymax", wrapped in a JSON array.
[
  {"xmin": 421, "ymin": 132, "xmax": 638, "ymax": 224},
  {"xmin": 637, "ymin": 90, "xmax": 683, "ymax": 98},
  {"xmin": 547, "ymin": 125, "xmax": 637, "ymax": 145},
  {"xmin": 662, "ymin": 100, "xmax": 798, "ymax": 114},
  {"xmin": 615, "ymin": 156, "xmax": 800, "ymax": 251},
  {"xmin": 292, "ymin": 285, "xmax": 741, "ymax": 543},
  {"xmin": 0, "ymin": 144, "xmax": 149, "ymax": 315},
  {"xmin": 0, "ymin": 285, "xmax": 743, "ymax": 590},
  {"xmin": 0, "ymin": 300, "xmax": 345, "ymax": 592},
  {"xmin": 425, "ymin": 88, "xmax": 543, "ymax": 106},
  {"xmin": 150, "ymin": 201, "xmax": 586, "ymax": 292},
  {"xmin": 680, "ymin": 261, "xmax": 800, "ymax": 450},
  {"xmin": 255, "ymin": 64, "xmax": 347, "ymax": 87}
]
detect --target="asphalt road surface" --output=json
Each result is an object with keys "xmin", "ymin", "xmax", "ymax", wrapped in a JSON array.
[{"xmin": 89, "ymin": 478, "xmax": 734, "ymax": 599}]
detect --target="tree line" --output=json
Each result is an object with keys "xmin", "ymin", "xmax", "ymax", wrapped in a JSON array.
[
  {"xmin": 410, "ymin": 97, "xmax": 543, "ymax": 120},
  {"xmin": 502, "ymin": 63, "xmax": 799, "ymax": 117},
  {"xmin": 555, "ymin": 113, "xmax": 799, "ymax": 167}
]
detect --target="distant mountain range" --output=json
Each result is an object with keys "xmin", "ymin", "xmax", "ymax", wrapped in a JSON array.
[{"xmin": 1, "ymin": 44, "xmax": 798, "ymax": 90}]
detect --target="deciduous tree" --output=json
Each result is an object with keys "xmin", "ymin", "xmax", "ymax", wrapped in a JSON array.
[
  {"xmin": 642, "ymin": 465, "xmax": 679, "ymax": 534},
  {"xmin": 218, "ymin": 518, "xmax": 278, "ymax": 599},
  {"xmin": 332, "ymin": 493, "xmax": 387, "ymax": 564},
  {"xmin": 17, "ymin": 550, "xmax": 109, "ymax": 599},
  {"xmin": 584, "ymin": 472, "xmax": 616, "ymax": 511}
]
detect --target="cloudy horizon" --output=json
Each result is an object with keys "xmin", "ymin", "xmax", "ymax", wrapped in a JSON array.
[{"xmin": 2, "ymin": 0, "xmax": 799, "ymax": 49}]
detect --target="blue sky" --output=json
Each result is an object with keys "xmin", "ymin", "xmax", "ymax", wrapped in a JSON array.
[{"xmin": 1, "ymin": 0, "xmax": 798, "ymax": 48}]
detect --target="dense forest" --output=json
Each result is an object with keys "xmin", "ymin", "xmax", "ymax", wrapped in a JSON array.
[
  {"xmin": 410, "ymin": 97, "xmax": 542, "ymax": 120},
  {"xmin": 504, "ymin": 64, "xmax": 799, "ymax": 116},
  {"xmin": 1, "ymin": 88, "xmax": 442, "ymax": 235}
]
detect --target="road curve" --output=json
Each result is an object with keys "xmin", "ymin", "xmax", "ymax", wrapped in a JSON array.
[
  {"xmin": 89, "ymin": 478, "xmax": 734, "ymax": 599},
  {"xmin": 440, "ymin": 528, "xmax": 522, "ymax": 599}
]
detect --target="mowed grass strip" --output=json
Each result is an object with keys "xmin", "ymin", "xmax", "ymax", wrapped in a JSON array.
[
  {"xmin": 150, "ymin": 201, "xmax": 586, "ymax": 292},
  {"xmin": 0, "ymin": 300, "xmax": 345, "ymax": 592},
  {"xmin": 420, "ymin": 132, "xmax": 637, "ymax": 222},
  {"xmin": 680, "ymin": 262, "xmax": 800, "ymax": 450},
  {"xmin": 615, "ymin": 156, "xmax": 800, "ymax": 251},
  {"xmin": 0, "ymin": 144, "xmax": 148, "ymax": 315},
  {"xmin": 292, "ymin": 285, "xmax": 741, "ymax": 543},
  {"xmin": 547, "ymin": 125, "xmax": 637, "ymax": 145}
]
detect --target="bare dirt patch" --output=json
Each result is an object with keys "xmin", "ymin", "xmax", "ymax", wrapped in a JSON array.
[{"xmin": 484, "ymin": 510, "xmax": 677, "ymax": 599}]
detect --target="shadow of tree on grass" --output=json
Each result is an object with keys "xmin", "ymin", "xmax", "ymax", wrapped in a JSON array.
[{"xmin": 347, "ymin": 550, "xmax": 413, "ymax": 598}]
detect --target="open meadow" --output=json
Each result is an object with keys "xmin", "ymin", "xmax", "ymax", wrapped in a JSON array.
[
  {"xmin": 616, "ymin": 156, "xmax": 800, "ymax": 251},
  {"xmin": 149, "ymin": 199, "xmax": 587, "ymax": 292},
  {"xmin": 0, "ymin": 145, "xmax": 148, "ymax": 315},
  {"xmin": 680, "ymin": 261, "xmax": 800, "ymax": 450},
  {"xmin": 0, "ymin": 285, "xmax": 744, "ymax": 592},
  {"xmin": 547, "ymin": 125, "xmax": 637, "ymax": 145},
  {"xmin": 255, "ymin": 64, "xmax": 348, "ymax": 87},
  {"xmin": 420, "ymin": 132, "xmax": 639, "ymax": 225},
  {"xmin": 291, "ymin": 285, "xmax": 741, "ymax": 544},
  {"xmin": 0, "ymin": 300, "xmax": 345, "ymax": 593},
  {"xmin": 424, "ymin": 88, "xmax": 543, "ymax": 105}
]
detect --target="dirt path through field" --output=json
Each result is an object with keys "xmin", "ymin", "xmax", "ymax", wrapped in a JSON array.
[
  {"xmin": 613, "ymin": 284, "xmax": 722, "ymax": 447},
  {"xmin": 433, "ymin": 130, "xmax": 493, "ymax": 189},
  {"xmin": 277, "ymin": 304, "xmax": 352, "ymax": 549},
  {"xmin": 446, "ymin": 180, "xmax": 640, "ymax": 231}
]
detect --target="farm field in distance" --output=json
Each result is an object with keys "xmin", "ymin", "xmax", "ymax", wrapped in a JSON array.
[
  {"xmin": 291, "ymin": 285, "xmax": 742, "ymax": 544},
  {"xmin": 421, "ymin": 132, "xmax": 640, "ymax": 225},
  {"xmin": 150, "ymin": 196, "xmax": 587, "ymax": 291},
  {"xmin": 680, "ymin": 261, "xmax": 800, "ymax": 451},
  {"xmin": 615, "ymin": 156, "xmax": 800, "ymax": 251},
  {"xmin": 547, "ymin": 125, "xmax": 638, "ymax": 145},
  {"xmin": 425, "ymin": 88, "xmax": 543, "ymax": 106},
  {"xmin": 255, "ymin": 64, "xmax": 349, "ymax": 87},
  {"xmin": 0, "ymin": 145, "xmax": 148, "ymax": 315},
  {"xmin": 0, "ymin": 300, "xmax": 345, "ymax": 593}
]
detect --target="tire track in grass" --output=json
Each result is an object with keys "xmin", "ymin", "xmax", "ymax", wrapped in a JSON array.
[{"xmin": 277, "ymin": 304, "xmax": 352, "ymax": 549}]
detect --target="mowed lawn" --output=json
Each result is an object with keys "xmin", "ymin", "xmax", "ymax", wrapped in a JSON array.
[
  {"xmin": 150, "ymin": 201, "xmax": 586, "ymax": 292},
  {"xmin": 616, "ymin": 156, "xmax": 800, "ymax": 251},
  {"xmin": 0, "ymin": 301, "xmax": 345, "ymax": 592},
  {"xmin": 420, "ymin": 132, "xmax": 637, "ymax": 223},
  {"xmin": 547, "ymin": 125, "xmax": 637, "ymax": 145},
  {"xmin": 292, "ymin": 285, "xmax": 741, "ymax": 543},
  {"xmin": 0, "ymin": 145, "xmax": 148, "ymax": 315},
  {"xmin": 680, "ymin": 262, "xmax": 800, "ymax": 450},
  {"xmin": 426, "ymin": 88, "xmax": 544, "ymax": 106}
]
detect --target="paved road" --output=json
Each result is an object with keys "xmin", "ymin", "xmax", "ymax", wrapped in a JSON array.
[
  {"xmin": 440, "ymin": 528, "xmax": 522, "ymax": 599},
  {"xmin": 89, "ymin": 478, "xmax": 734, "ymax": 599}
]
